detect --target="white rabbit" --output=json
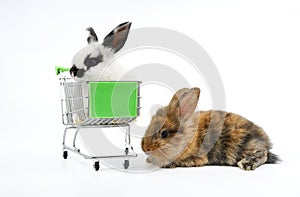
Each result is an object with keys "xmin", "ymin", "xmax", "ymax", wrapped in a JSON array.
[
  {"xmin": 70, "ymin": 22, "xmax": 132, "ymax": 81},
  {"xmin": 68, "ymin": 22, "xmax": 133, "ymax": 124}
]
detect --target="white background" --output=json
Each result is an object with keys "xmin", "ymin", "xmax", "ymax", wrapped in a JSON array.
[{"xmin": 0, "ymin": 0, "xmax": 299, "ymax": 196}]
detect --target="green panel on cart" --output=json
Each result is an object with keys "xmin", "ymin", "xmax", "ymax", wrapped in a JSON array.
[{"xmin": 89, "ymin": 81, "xmax": 138, "ymax": 118}]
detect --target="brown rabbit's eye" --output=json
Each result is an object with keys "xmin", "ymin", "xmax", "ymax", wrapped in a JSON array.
[{"xmin": 161, "ymin": 130, "xmax": 168, "ymax": 138}]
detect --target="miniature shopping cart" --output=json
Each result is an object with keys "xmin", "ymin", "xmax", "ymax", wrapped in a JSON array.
[{"xmin": 56, "ymin": 66, "xmax": 140, "ymax": 171}]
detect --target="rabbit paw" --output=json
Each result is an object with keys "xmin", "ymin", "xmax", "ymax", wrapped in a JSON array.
[
  {"xmin": 146, "ymin": 156, "xmax": 153, "ymax": 163},
  {"xmin": 237, "ymin": 150, "xmax": 268, "ymax": 171},
  {"xmin": 162, "ymin": 163, "xmax": 177, "ymax": 168},
  {"xmin": 237, "ymin": 159, "xmax": 256, "ymax": 171}
]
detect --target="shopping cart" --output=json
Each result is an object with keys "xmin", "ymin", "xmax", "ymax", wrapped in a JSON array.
[{"xmin": 56, "ymin": 66, "xmax": 140, "ymax": 171}]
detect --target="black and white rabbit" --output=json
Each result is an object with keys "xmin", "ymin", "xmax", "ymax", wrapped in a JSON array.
[{"xmin": 70, "ymin": 22, "xmax": 132, "ymax": 81}]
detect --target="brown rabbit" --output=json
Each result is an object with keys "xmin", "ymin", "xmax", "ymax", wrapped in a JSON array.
[{"xmin": 141, "ymin": 88, "xmax": 279, "ymax": 170}]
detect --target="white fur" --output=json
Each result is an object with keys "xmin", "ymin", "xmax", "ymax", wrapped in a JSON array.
[{"xmin": 71, "ymin": 43, "xmax": 127, "ymax": 81}]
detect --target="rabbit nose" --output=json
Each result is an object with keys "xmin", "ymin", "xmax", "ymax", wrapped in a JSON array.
[
  {"xmin": 143, "ymin": 145, "xmax": 151, "ymax": 153},
  {"xmin": 70, "ymin": 65, "xmax": 78, "ymax": 77},
  {"xmin": 70, "ymin": 65, "xmax": 85, "ymax": 78},
  {"xmin": 142, "ymin": 143, "xmax": 151, "ymax": 153}
]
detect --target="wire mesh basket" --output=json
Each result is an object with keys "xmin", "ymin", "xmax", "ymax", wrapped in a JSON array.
[{"xmin": 60, "ymin": 78, "xmax": 141, "ymax": 126}]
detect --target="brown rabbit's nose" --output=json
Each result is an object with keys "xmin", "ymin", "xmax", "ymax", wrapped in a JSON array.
[
  {"xmin": 144, "ymin": 146, "xmax": 155, "ymax": 153},
  {"xmin": 142, "ymin": 139, "xmax": 152, "ymax": 153},
  {"xmin": 142, "ymin": 144, "xmax": 151, "ymax": 153}
]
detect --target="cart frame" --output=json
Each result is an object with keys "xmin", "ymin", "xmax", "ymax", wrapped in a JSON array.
[{"xmin": 56, "ymin": 67, "xmax": 140, "ymax": 171}]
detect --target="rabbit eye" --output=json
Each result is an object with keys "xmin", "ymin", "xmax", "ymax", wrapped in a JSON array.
[
  {"xmin": 84, "ymin": 54, "xmax": 103, "ymax": 69},
  {"xmin": 161, "ymin": 130, "xmax": 168, "ymax": 138}
]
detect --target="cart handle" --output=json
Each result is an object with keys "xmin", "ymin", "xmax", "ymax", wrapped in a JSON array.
[{"xmin": 55, "ymin": 66, "xmax": 70, "ymax": 75}]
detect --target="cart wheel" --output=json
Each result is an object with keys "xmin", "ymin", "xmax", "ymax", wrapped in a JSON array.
[
  {"xmin": 125, "ymin": 147, "xmax": 129, "ymax": 155},
  {"xmin": 123, "ymin": 160, "xmax": 129, "ymax": 169},
  {"xmin": 94, "ymin": 161, "xmax": 100, "ymax": 171},
  {"xmin": 63, "ymin": 151, "xmax": 68, "ymax": 159}
]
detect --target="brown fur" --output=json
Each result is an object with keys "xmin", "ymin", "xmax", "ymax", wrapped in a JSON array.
[{"xmin": 141, "ymin": 88, "xmax": 279, "ymax": 170}]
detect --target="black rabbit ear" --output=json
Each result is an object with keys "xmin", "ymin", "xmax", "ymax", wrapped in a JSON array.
[
  {"xmin": 103, "ymin": 22, "xmax": 132, "ymax": 53},
  {"xmin": 86, "ymin": 27, "xmax": 98, "ymax": 44},
  {"xmin": 167, "ymin": 88, "xmax": 201, "ymax": 122}
]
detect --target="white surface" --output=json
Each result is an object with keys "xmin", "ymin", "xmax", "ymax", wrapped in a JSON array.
[
  {"xmin": 0, "ymin": 0, "xmax": 299, "ymax": 196},
  {"xmin": 0, "ymin": 136, "xmax": 298, "ymax": 197}
]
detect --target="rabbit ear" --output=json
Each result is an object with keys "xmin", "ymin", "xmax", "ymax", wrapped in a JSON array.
[
  {"xmin": 167, "ymin": 88, "xmax": 201, "ymax": 122},
  {"xmin": 86, "ymin": 27, "xmax": 98, "ymax": 44},
  {"xmin": 102, "ymin": 22, "xmax": 132, "ymax": 53}
]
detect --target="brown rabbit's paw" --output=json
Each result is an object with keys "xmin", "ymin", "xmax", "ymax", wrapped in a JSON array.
[
  {"xmin": 237, "ymin": 158, "xmax": 255, "ymax": 171},
  {"xmin": 237, "ymin": 150, "xmax": 268, "ymax": 170},
  {"xmin": 161, "ymin": 163, "xmax": 177, "ymax": 168},
  {"xmin": 146, "ymin": 156, "xmax": 153, "ymax": 163}
]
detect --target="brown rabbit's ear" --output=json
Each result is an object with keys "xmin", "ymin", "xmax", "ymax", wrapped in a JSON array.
[{"xmin": 167, "ymin": 88, "xmax": 201, "ymax": 122}]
